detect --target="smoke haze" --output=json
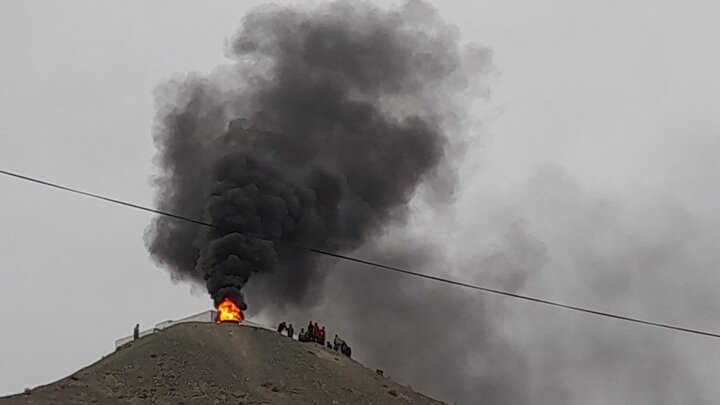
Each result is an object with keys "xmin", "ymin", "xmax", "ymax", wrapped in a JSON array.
[{"xmin": 290, "ymin": 166, "xmax": 719, "ymax": 404}]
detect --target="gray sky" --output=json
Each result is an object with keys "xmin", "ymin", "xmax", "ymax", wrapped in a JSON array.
[{"xmin": 2, "ymin": 1, "xmax": 720, "ymax": 403}]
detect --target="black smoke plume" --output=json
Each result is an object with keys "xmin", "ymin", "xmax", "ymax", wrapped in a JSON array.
[{"xmin": 146, "ymin": 1, "xmax": 477, "ymax": 310}]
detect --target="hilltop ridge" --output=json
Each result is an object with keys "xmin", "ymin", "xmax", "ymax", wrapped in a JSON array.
[{"xmin": 1, "ymin": 322, "xmax": 443, "ymax": 404}]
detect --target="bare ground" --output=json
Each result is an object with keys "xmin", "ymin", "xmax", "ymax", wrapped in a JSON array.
[{"xmin": 1, "ymin": 322, "xmax": 443, "ymax": 404}]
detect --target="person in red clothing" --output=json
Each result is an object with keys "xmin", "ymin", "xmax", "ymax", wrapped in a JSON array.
[
  {"xmin": 313, "ymin": 322, "xmax": 320, "ymax": 343},
  {"xmin": 318, "ymin": 326, "xmax": 326, "ymax": 345}
]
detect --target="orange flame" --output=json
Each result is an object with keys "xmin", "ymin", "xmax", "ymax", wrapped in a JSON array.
[{"xmin": 215, "ymin": 297, "xmax": 244, "ymax": 323}]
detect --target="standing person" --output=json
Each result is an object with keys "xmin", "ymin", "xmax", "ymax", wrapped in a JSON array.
[
  {"xmin": 313, "ymin": 322, "xmax": 320, "ymax": 343},
  {"xmin": 319, "ymin": 326, "xmax": 326, "ymax": 345},
  {"xmin": 307, "ymin": 321, "xmax": 314, "ymax": 340},
  {"xmin": 333, "ymin": 335, "xmax": 341, "ymax": 351},
  {"xmin": 287, "ymin": 324, "xmax": 294, "ymax": 339},
  {"xmin": 133, "ymin": 323, "xmax": 139, "ymax": 340}
]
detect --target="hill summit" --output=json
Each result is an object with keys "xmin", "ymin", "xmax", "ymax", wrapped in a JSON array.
[{"xmin": 1, "ymin": 323, "xmax": 443, "ymax": 404}]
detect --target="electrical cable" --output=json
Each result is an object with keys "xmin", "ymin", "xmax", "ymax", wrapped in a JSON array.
[{"xmin": 2, "ymin": 168, "xmax": 719, "ymax": 339}]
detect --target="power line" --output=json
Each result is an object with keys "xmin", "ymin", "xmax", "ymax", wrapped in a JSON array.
[{"xmin": 2, "ymin": 168, "xmax": 719, "ymax": 339}]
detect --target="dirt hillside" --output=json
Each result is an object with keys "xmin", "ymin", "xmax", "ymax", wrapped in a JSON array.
[{"xmin": 1, "ymin": 322, "xmax": 443, "ymax": 404}]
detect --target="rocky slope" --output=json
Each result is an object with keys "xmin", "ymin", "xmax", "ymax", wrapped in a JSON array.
[{"xmin": 1, "ymin": 322, "xmax": 443, "ymax": 404}]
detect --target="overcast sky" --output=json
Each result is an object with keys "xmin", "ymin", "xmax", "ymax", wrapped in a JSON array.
[{"xmin": 2, "ymin": 1, "xmax": 720, "ymax": 403}]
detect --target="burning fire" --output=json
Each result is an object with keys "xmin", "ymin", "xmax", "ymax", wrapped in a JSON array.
[{"xmin": 215, "ymin": 297, "xmax": 244, "ymax": 324}]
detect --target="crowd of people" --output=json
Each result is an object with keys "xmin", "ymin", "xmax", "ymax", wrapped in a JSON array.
[{"xmin": 277, "ymin": 320, "xmax": 352, "ymax": 358}]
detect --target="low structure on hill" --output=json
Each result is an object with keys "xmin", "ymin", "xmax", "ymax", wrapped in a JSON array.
[{"xmin": 114, "ymin": 310, "xmax": 269, "ymax": 348}]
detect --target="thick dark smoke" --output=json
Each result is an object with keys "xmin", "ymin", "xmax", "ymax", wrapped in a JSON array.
[
  {"xmin": 143, "ymin": 2, "xmax": 720, "ymax": 404},
  {"xmin": 146, "ymin": 1, "xmax": 476, "ymax": 310}
]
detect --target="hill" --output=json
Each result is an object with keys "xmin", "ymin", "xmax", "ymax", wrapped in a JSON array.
[{"xmin": 1, "ymin": 322, "xmax": 443, "ymax": 404}]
